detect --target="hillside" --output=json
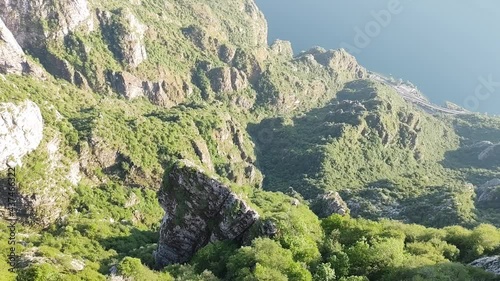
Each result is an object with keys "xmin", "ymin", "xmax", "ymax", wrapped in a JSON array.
[{"xmin": 1, "ymin": 0, "xmax": 500, "ymax": 280}]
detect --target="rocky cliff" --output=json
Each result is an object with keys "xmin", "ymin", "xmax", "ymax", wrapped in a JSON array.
[
  {"xmin": 155, "ymin": 161, "xmax": 259, "ymax": 267},
  {"xmin": 0, "ymin": 100, "xmax": 43, "ymax": 171}
]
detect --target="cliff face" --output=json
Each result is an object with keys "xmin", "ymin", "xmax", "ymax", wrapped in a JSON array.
[
  {"xmin": 0, "ymin": 0, "xmax": 93, "ymax": 50},
  {"xmin": 0, "ymin": 18, "xmax": 27, "ymax": 75},
  {"xmin": 155, "ymin": 162, "xmax": 259, "ymax": 267},
  {"xmin": 0, "ymin": 100, "xmax": 43, "ymax": 171}
]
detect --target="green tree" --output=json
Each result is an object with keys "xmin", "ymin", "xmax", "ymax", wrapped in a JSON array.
[{"xmin": 313, "ymin": 263, "xmax": 336, "ymax": 281}]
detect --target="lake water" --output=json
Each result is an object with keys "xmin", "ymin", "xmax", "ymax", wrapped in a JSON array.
[{"xmin": 255, "ymin": 0, "xmax": 500, "ymax": 114}]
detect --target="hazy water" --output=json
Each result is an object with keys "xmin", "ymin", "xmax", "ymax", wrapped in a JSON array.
[{"xmin": 255, "ymin": 0, "xmax": 500, "ymax": 114}]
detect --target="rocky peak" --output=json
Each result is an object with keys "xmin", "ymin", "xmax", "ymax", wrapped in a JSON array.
[
  {"xmin": 270, "ymin": 39, "xmax": 293, "ymax": 58},
  {"xmin": 0, "ymin": 18, "xmax": 44, "ymax": 76},
  {"xmin": 0, "ymin": 100, "xmax": 44, "ymax": 171},
  {"xmin": 0, "ymin": 0, "xmax": 93, "ymax": 50},
  {"xmin": 297, "ymin": 47, "xmax": 366, "ymax": 78},
  {"xmin": 155, "ymin": 162, "xmax": 259, "ymax": 267}
]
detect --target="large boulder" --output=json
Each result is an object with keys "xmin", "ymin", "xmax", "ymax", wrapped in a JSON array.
[
  {"xmin": 0, "ymin": 100, "xmax": 44, "ymax": 171},
  {"xmin": 476, "ymin": 179, "xmax": 500, "ymax": 209},
  {"xmin": 311, "ymin": 191, "xmax": 350, "ymax": 218},
  {"xmin": 154, "ymin": 162, "xmax": 259, "ymax": 267},
  {"xmin": 470, "ymin": 256, "xmax": 500, "ymax": 275}
]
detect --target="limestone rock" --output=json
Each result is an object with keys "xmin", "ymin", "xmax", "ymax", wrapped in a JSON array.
[
  {"xmin": 298, "ymin": 48, "xmax": 367, "ymax": 79},
  {"xmin": 476, "ymin": 179, "xmax": 500, "ymax": 209},
  {"xmin": 43, "ymin": 52, "xmax": 75, "ymax": 83},
  {"xmin": 218, "ymin": 44, "xmax": 236, "ymax": 63},
  {"xmin": 0, "ymin": 101, "xmax": 44, "ymax": 171},
  {"xmin": 0, "ymin": 0, "xmax": 93, "ymax": 50},
  {"xmin": 312, "ymin": 191, "xmax": 350, "ymax": 218},
  {"xmin": 270, "ymin": 40, "xmax": 293, "ymax": 58},
  {"xmin": 107, "ymin": 71, "xmax": 189, "ymax": 107},
  {"xmin": 0, "ymin": 18, "xmax": 27, "ymax": 75},
  {"xmin": 98, "ymin": 9, "xmax": 147, "ymax": 67},
  {"xmin": 155, "ymin": 162, "xmax": 259, "ymax": 267},
  {"xmin": 107, "ymin": 71, "xmax": 144, "ymax": 100},
  {"xmin": 191, "ymin": 139, "xmax": 214, "ymax": 171},
  {"xmin": 208, "ymin": 67, "xmax": 248, "ymax": 93},
  {"xmin": 478, "ymin": 143, "xmax": 500, "ymax": 162},
  {"xmin": 470, "ymin": 256, "xmax": 500, "ymax": 275},
  {"xmin": 119, "ymin": 11, "xmax": 148, "ymax": 67}
]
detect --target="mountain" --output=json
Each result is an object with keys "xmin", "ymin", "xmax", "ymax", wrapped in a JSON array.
[{"xmin": 1, "ymin": 0, "xmax": 500, "ymax": 280}]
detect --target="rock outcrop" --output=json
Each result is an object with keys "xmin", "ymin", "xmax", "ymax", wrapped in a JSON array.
[
  {"xmin": 311, "ymin": 191, "xmax": 350, "ymax": 218},
  {"xmin": 155, "ymin": 162, "xmax": 259, "ymax": 267},
  {"xmin": 0, "ymin": 0, "xmax": 93, "ymax": 50},
  {"xmin": 297, "ymin": 47, "xmax": 367, "ymax": 79},
  {"xmin": 470, "ymin": 256, "xmax": 500, "ymax": 275},
  {"xmin": 107, "ymin": 71, "xmax": 189, "ymax": 107},
  {"xmin": 0, "ymin": 101, "xmax": 44, "ymax": 171},
  {"xmin": 0, "ymin": 18, "xmax": 27, "ymax": 75},
  {"xmin": 270, "ymin": 39, "xmax": 293, "ymax": 58},
  {"xmin": 477, "ymin": 142, "xmax": 500, "ymax": 162},
  {"xmin": 476, "ymin": 179, "xmax": 500, "ymax": 209},
  {"xmin": 208, "ymin": 67, "xmax": 249, "ymax": 93},
  {"xmin": 0, "ymin": 18, "xmax": 44, "ymax": 77},
  {"xmin": 97, "ymin": 9, "xmax": 147, "ymax": 67}
]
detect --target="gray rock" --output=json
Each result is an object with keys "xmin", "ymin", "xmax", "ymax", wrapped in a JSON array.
[
  {"xmin": 0, "ymin": 18, "xmax": 26, "ymax": 75},
  {"xmin": 208, "ymin": 67, "xmax": 248, "ymax": 93},
  {"xmin": 97, "ymin": 9, "xmax": 147, "ymax": 67},
  {"xmin": 0, "ymin": 100, "xmax": 44, "ymax": 171},
  {"xmin": 270, "ymin": 40, "xmax": 293, "ymax": 58},
  {"xmin": 119, "ymin": 11, "xmax": 148, "ymax": 67},
  {"xmin": 108, "ymin": 71, "xmax": 188, "ymax": 107},
  {"xmin": 107, "ymin": 71, "xmax": 145, "ymax": 100},
  {"xmin": 218, "ymin": 44, "xmax": 236, "ymax": 63},
  {"xmin": 154, "ymin": 162, "xmax": 259, "ymax": 267},
  {"xmin": 43, "ymin": 52, "xmax": 75, "ymax": 83},
  {"xmin": 312, "ymin": 191, "xmax": 350, "ymax": 218},
  {"xmin": 298, "ymin": 48, "xmax": 366, "ymax": 78},
  {"xmin": 191, "ymin": 139, "xmax": 214, "ymax": 171},
  {"xmin": 0, "ymin": 0, "xmax": 93, "ymax": 49},
  {"xmin": 260, "ymin": 219, "xmax": 278, "ymax": 237},
  {"xmin": 470, "ymin": 256, "xmax": 500, "ymax": 275},
  {"xmin": 476, "ymin": 179, "xmax": 500, "ymax": 209},
  {"xmin": 479, "ymin": 143, "xmax": 500, "ymax": 161}
]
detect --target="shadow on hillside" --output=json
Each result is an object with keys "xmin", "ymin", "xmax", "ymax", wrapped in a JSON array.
[
  {"xmin": 246, "ymin": 79, "xmax": 408, "ymax": 200},
  {"xmin": 441, "ymin": 116, "xmax": 500, "ymax": 185},
  {"xmin": 247, "ymin": 112, "xmax": 334, "ymax": 200}
]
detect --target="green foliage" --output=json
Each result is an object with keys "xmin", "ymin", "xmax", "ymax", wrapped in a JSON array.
[
  {"xmin": 191, "ymin": 241, "xmax": 238, "ymax": 278},
  {"xmin": 226, "ymin": 238, "xmax": 313, "ymax": 281},
  {"xmin": 118, "ymin": 257, "xmax": 173, "ymax": 281}
]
